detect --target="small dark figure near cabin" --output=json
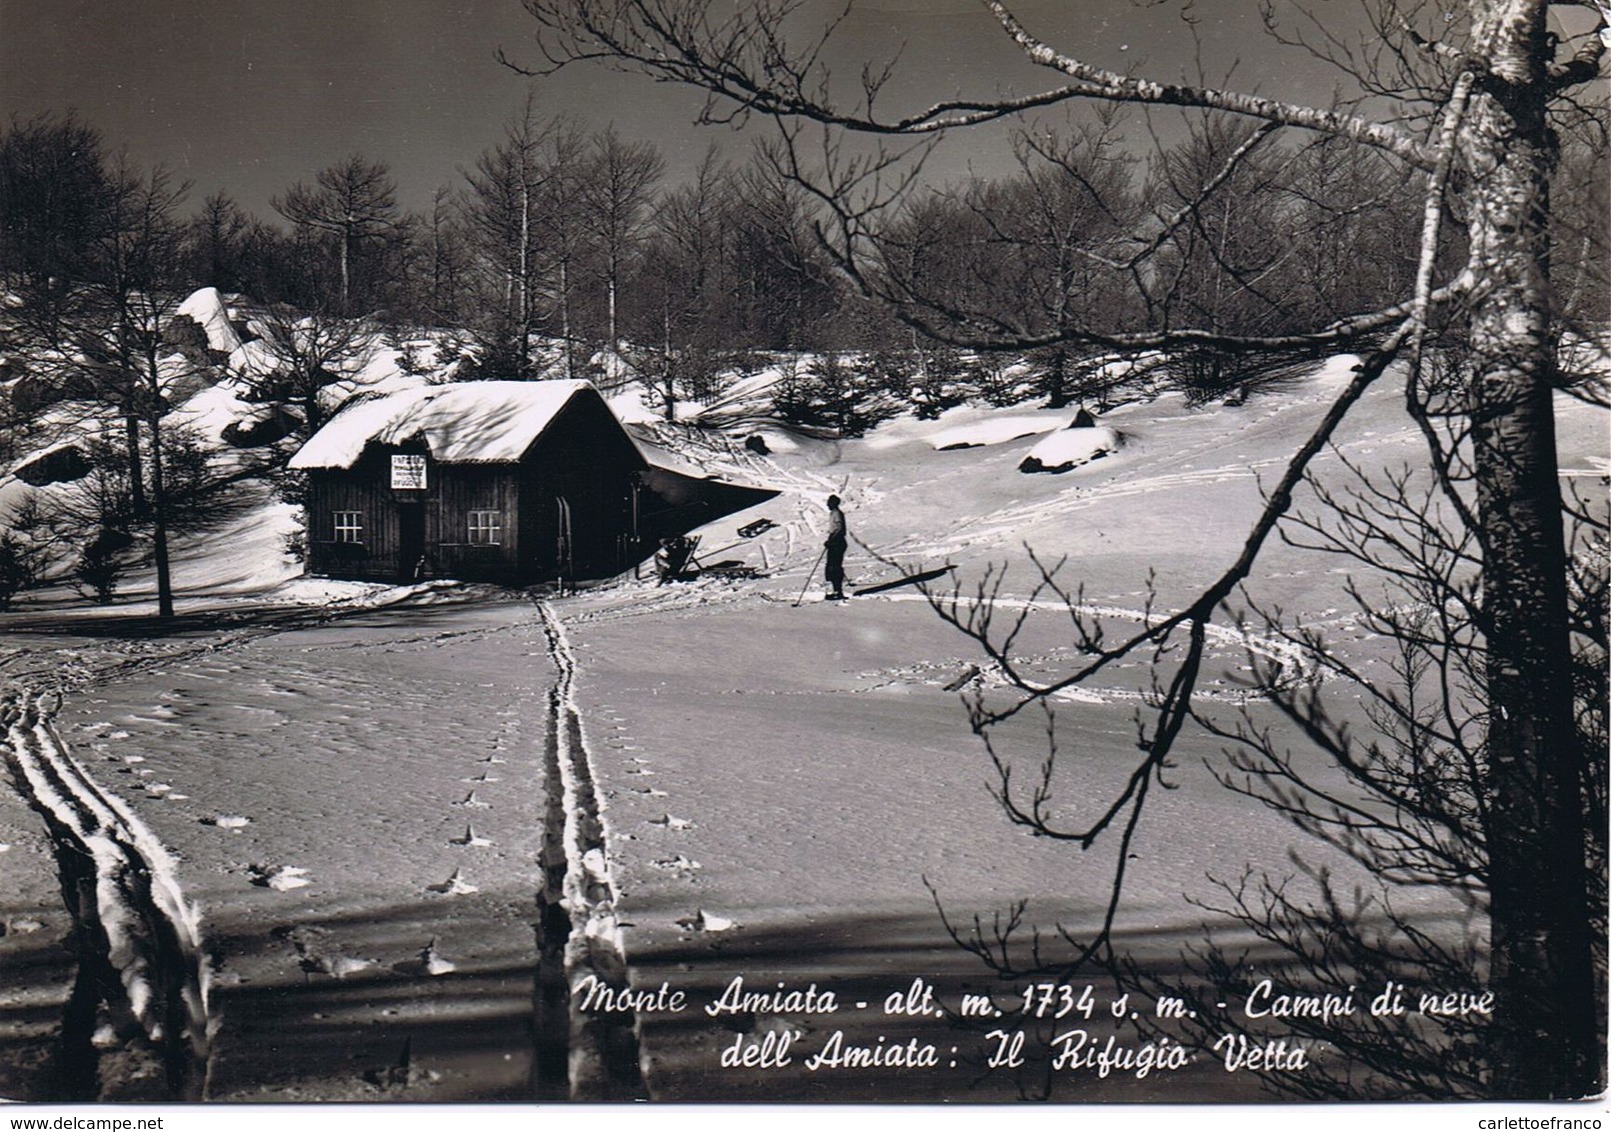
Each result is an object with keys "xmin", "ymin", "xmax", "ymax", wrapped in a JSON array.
[{"xmin": 824, "ymin": 494, "xmax": 848, "ymax": 600}]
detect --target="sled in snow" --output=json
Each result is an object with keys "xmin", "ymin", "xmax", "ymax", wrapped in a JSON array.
[
  {"xmin": 852, "ymin": 565, "xmax": 956, "ymax": 596},
  {"xmin": 706, "ymin": 561, "xmax": 765, "ymax": 580},
  {"xmin": 687, "ymin": 518, "xmax": 779, "ymax": 564}
]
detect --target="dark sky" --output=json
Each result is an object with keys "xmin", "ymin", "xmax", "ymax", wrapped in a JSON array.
[{"xmin": 0, "ymin": 1, "xmax": 1598, "ymax": 219}]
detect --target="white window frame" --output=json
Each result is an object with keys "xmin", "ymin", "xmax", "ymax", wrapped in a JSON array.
[
  {"xmin": 467, "ymin": 509, "xmax": 503, "ymax": 546},
  {"xmin": 333, "ymin": 511, "xmax": 364, "ymax": 543}
]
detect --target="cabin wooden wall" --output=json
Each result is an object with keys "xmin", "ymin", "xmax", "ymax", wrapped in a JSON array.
[
  {"xmin": 305, "ymin": 455, "xmax": 522, "ymax": 583},
  {"xmin": 520, "ymin": 395, "xmax": 646, "ymax": 578},
  {"xmin": 431, "ymin": 465, "xmax": 521, "ymax": 583},
  {"xmin": 304, "ymin": 466, "xmax": 400, "ymax": 581}
]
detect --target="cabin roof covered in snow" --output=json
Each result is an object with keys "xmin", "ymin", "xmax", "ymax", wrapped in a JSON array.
[{"xmin": 288, "ymin": 379, "xmax": 607, "ymax": 469}]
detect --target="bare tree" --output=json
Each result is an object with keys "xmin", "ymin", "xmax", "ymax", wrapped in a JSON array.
[
  {"xmin": 0, "ymin": 112, "xmax": 113, "ymax": 328},
  {"xmin": 419, "ymin": 185, "xmax": 473, "ymax": 327},
  {"xmin": 240, "ymin": 303, "xmax": 377, "ymax": 434},
  {"xmin": 1276, "ymin": 137, "xmax": 1425, "ymax": 327},
  {"xmin": 514, "ymin": 0, "xmax": 1609, "ymax": 1098},
  {"xmin": 183, "ymin": 191, "xmax": 253, "ymax": 295},
  {"xmin": 729, "ymin": 146, "xmax": 841, "ymax": 350},
  {"xmin": 535, "ymin": 120, "xmax": 593, "ymax": 378},
  {"xmin": 9, "ymin": 157, "xmax": 211, "ymax": 619},
  {"xmin": 889, "ymin": 108, "xmax": 1144, "ymax": 406},
  {"xmin": 93, "ymin": 160, "xmax": 206, "ymax": 619},
  {"xmin": 462, "ymin": 93, "xmax": 554, "ymax": 376},
  {"xmin": 580, "ymin": 126, "xmax": 665, "ymax": 354},
  {"xmin": 1087, "ymin": 338, "xmax": 1608, "ymax": 1100},
  {"xmin": 273, "ymin": 155, "xmax": 401, "ymax": 316},
  {"xmin": 630, "ymin": 144, "xmax": 735, "ymax": 419}
]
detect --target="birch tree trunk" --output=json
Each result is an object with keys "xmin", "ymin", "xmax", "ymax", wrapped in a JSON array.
[{"xmin": 1463, "ymin": 0, "xmax": 1599, "ymax": 1099}]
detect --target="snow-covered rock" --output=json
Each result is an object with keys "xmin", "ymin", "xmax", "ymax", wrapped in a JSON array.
[
  {"xmin": 11, "ymin": 442, "xmax": 91, "ymax": 486},
  {"xmin": 926, "ymin": 414, "xmax": 1064, "ymax": 450},
  {"xmin": 174, "ymin": 287, "xmax": 244, "ymax": 355},
  {"xmin": 1019, "ymin": 425, "xmax": 1122, "ymax": 474},
  {"xmin": 227, "ymin": 338, "xmax": 280, "ymax": 381}
]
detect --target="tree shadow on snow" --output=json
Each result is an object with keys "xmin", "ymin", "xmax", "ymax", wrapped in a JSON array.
[{"xmin": 0, "ymin": 588, "xmax": 523, "ymax": 643}]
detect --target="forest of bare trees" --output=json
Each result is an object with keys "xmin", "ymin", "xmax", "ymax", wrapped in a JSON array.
[{"xmin": 9, "ymin": 45, "xmax": 1600, "ymax": 423}]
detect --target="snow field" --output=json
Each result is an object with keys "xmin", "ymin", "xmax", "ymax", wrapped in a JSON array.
[
  {"xmin": 21, "ymin": 607, "xmax": 563, "ymax": 1100},
  {"xmin": 561, "ymin": 594, "xmax": 1342, "ymax": 1100},
  {"xmin": 537, "ymin": 357, "xmax": 1599, "ymax": 1100}
]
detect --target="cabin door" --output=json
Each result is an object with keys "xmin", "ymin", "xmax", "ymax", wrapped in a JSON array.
[{"xmin": 398, "ymin": 502, "xmax": 425, "ymax": 581}]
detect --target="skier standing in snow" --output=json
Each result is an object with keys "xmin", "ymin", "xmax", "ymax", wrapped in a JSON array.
[{"xmin": 824, "ymin": 494, "xmax": 848, "ymax": 600}]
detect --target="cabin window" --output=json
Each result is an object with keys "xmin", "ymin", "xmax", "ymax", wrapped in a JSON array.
[
  {"xmin": 467, "ymin": 509, "xmax": 503, "ymax": 545},
  {"xmin": 333, "ymin": 511, "xmax": 364, "ymax": 543}
]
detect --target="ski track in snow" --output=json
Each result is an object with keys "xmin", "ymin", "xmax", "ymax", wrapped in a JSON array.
[
  {"xmin": 0, "ymin": 692, "xmax": 212, "ymax": 1100},
  {"xmin": 871, "ymin": 592, "xmax": 1320, "ymax": 695},
  {"xmin": 568, "ymin": 575, "xmax": 1318, "ymax": 703},
  {"xmin": 533, "ymin": 603, "xmax": 646, "ymax": 1101},
  {"xmin": 2, "ymin": 593, "xmax": 585, "ymax": 1101}
]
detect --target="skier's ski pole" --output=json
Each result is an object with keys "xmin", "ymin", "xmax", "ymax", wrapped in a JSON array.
[{"xmin": 793, "ymin": 545, "xmax": 827, "ymax": 607}]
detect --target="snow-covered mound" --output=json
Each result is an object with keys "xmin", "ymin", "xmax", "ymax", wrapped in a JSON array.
[
  {"xmin": 863, "ymin": 404, "xmax": 1070, "ymax": 451},
  {"xmin": 925, "ymin": 414, "xmax": 1065, "ymax": 450},
  {"xmin": 173, "ymin": 287, "xmax": 243, "ymax": 355},
  {"xmin": 1019, "ymin": 425, "xmax": 1122, "ymax": 473}
]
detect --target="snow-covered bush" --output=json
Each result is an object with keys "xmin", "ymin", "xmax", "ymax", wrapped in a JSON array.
[
  {"xmin": 1162, "ymin": 346, "xmax": 1322, "ymax": 406},
  {"xmin": 269, "ymin": 467, "xmax": 308, "ymax": 563},
  {"xmin": 0, "ymin": 500, "xmax": 52, "ymax": 599},
  {"xmin": 966, "ymin": 354, "xmax": 1038, "ymax": 407},
  {"xmin": 776, "ymin": 351, "xmax": 901, "ymax": 437},
  {"xmin": 909, "ymin": 344, "xmax": 971, "ymax": 419}
]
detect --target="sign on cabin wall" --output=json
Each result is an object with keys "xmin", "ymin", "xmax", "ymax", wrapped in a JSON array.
[{"xmin": 391, "ymin": 454, "xmax": 428, "ymax": 490}]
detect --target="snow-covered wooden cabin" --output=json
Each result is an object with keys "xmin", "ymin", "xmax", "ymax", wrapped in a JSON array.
[{"xmin": 288, "ymin": 380, "xmax": 646, "ymax": 585}]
